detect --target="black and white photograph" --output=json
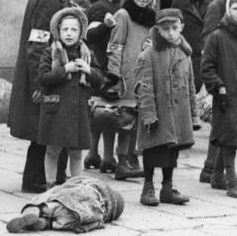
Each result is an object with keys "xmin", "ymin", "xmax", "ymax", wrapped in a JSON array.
[{"xmin": 1, "ymin": 0, "xmax": 237, "ymax": 235}]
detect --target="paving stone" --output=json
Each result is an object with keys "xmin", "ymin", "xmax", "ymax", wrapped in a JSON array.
[
  {"xmin": 197, "ymin": 215, "xmax": 237, "ymax": 226},
  {"xmin": 142, "ymin": 229, "xmax": 212, "ymax": 236},
  {"xmin": 116, "ymin": 211, "xmax": 201, "ymax": 231},
  {"xmin": 200, "ymin": 225, "xmax": 237, "ymax": 236},
  {"xmin": 38, "ymin": 224, "xmax": 139, "ymax": 236},
  {"xmin": 156, "ymin": 197, "xmax": 237, "ymax": 219}
]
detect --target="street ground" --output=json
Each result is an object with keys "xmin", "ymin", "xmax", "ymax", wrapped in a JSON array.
[{"xmin": 0, "ymin": 122, "xmax": 237, "ymax": 236}]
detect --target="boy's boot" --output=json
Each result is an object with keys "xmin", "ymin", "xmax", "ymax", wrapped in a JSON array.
[
  {"xmin": 115, "ymin": 155, "xmax": 141, "ymax": 180},
  {"xmin": 199, "ymin": 141, "xmax": 217, "ymax": 183},
  {"xmin": 210, "ymin": 149, "xmax": 226, "ymax": 190},
  {"xmin": 129, "ymin": 154, "xmax": 144, "ymax": 177},
  {"xmin": 140, "ymin": 180, "xmax": 159, "ymax": 206},
  {"xmin": 160, "ymin": 181, "xmax": 189, "ymax": 205},
  {"xmin": 27, "ymin": 218, "xmax": 49, "ymax": 231},
  {"xmin": 6, "ymin": 212, "xmax": 40, "ymax": 233},
  {"xmin": 84, "ymin": 131, "xmax": 102, "ymax": 169},
  {"xmin": 226, "ymin": 165, "xmax": 237, "ymax": 198},
  {"xmin": 211, "ymin": 172, "xmax": 227, "ymax": 190},
  {"xmin": 222, "ymin": 148, "xmax": 237, "ymax": 198}
]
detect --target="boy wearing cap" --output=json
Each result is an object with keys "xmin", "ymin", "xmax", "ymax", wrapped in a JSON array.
[{"xmin": 135, "ymin": 8, "xmax": 200, "ymax": 206}]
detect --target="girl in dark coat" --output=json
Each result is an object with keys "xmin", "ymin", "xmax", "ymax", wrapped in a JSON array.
[
  {"xmin": 38, "ymin": 7, "xmax": 103, "ymax": 185},
  {"xmin": 201, "ymin": 0, "xmax": 237, "ymax": 198}
]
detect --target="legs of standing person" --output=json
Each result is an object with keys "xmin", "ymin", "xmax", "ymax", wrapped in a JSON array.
[
  {"xmin": 45, "ymin": 145, "xmax": 62, "ymax": 185},
  {"xmin": 210, "ymin": 147, "xmax": 226, "ymax": 190},
  {"xmin": 115, "ymin": 131, "xmax": 140, "ymax": 180},
  {"xmin": 56, "ymin": 148, "xmax": 68, "ymax": 184},
  {"xmin": 68, "ymin": 148, "xmax": 82, "ymax": 177},
  {"xmin": 160, "ymin": 148, "xmax": 189, "ymax": 204},
  {"xmin": 128, "ymin": 129, "xmax": 144, "ymax": 174},
  {"xmin": 84, "ymin": 130, "xmax": 102, "ymax": 169},
  {"xmin": 100, "ymin": 131, "xmax": 117, "ymax": 173},
  {"xmin": 140, "ymin": 150, "xmax": 159, "ymax": 206},
  {"xmin": 200, "ymin": 131, "xmax": 217, "ymax": 183},
  {"xmin": 22, "ymin": 142, "xmax": 47, "ymax": 193},
  {"xmin": 221, "ymin": 147, "xmax": 237, "ymax": 198}
]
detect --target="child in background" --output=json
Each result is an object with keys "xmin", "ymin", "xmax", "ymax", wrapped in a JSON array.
[
  {"xmin": 38, "ymin": 7, "xmax": 103, "ymax": 186},
  {"xmin": 135, "ymin": 8, "xmax": 200, "ymax": 206}
]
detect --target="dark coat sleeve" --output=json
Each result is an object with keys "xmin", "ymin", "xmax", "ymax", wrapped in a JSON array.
[
  {"xmin": 201, "ymin": 31, "xmax": 224, "ymax": 95},
  {"xmin": 39, "ymin": 48, "xmax": 69, "ymax": 88},
  {"xmin": 26, "ymin": 0, "xmax": 62, "ymax": 93},
  {"xmin": 87, "ymin": 51, "xmax": 104, "ymax": 88},
  {"xmin": 87, "ymin": 4, "xmax": 113, "ymax": 43}
]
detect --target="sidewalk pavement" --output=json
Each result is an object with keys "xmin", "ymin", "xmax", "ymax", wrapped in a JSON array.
[{"xmin": 0, "ymin": 123, "xmax": 237, "ymax": 236}]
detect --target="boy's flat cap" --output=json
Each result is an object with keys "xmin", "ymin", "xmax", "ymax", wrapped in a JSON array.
[{"xmin": 156, "ymin": 8, "xmax": 183, "ymax": 25}]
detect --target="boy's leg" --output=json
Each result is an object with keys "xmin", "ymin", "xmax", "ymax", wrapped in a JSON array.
[
  {"xmin": 6, "ymin": 206, "xmax": 40, "ymax": 233},
  {"xmin": 160, "ymin": 149, "xmax": 189, "ymax": 205},
  {"xmin": 84, "ymin": 130, "xmax": 102, "ymax": 169},
  {"xmin": 210, "ymin": 148, "xmax": 226, "ymax": 190},
  {"xmin": 68, "ymin": 148, "xmax": 82, "ymax": 177},
  {"xmin": 222, "ymin": 147, "xmax": 237, "ymax": 198},
  {"xmin": 200, "ymin": 134, "xmax": 217, "ymax": 183},
  {"xmin": 100, "ymin": 131, "xmax": 117, "ymax": 173},
  {"xmin": 45, "ymin": 146, "xmax": 61, "ymax": 184},
  {"xmin": 56, "ymin": 148, "xmax": 68, "ymax": 185},
  {"xmin": 140, "ymin": 161, "xmax": 159, "ymax": 206},
  {"xmin": 115, "ymin": 131, "xmax": 140, "ymax": 180},
  {"xmin": 128, "ymin": 129, "xmax": 144, "ymax": 175}
]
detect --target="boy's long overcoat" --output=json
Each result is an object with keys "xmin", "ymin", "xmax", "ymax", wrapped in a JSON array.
[
  {"xmin": 135, "ymin": 29, "xmax": 198, "ymax": 150},
  {"xmin": 8, "ymin": 0, "xmax": 71, "ymax": 141},
  {"xmin": 201, "ymin": 16, "xmax": 237, "ymax": 148}
]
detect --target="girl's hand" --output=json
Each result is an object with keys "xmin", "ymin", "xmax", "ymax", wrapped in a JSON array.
[
  {"xmin": 75, "ymin": 58, "xmax": 91, "ymax": 74},
  {"xmin": 64, "ymin": 61, "xmax": 80, "ymax": 73},
  {"xmin": 104, "ymin": 13, "xmax": 116, "ymax": 28}
]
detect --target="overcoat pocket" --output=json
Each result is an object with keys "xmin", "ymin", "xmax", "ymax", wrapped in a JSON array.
[{"xmin": 42, "ymin": 95, "xmax": 60, "ymax": 114}]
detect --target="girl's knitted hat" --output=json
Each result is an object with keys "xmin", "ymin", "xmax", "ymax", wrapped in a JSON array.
[
  {"xmin": 50, "ymin": 7, "xmax": 90, "ymax": 85},
  {"xmin": 50, "ymin": 6, "xmax": 88, "ymax": 41}
]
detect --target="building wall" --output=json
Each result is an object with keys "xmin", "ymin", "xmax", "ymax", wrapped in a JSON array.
[{"xmin": 0, "ymin": 0, "xmax": 28, "ymax": 82}]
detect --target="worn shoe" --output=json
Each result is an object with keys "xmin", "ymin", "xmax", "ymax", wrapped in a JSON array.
[
  {"xmin": 27, "ymin": 218, "xmax": 49, "ymax": 231},
  {"xmin": 227, "ymin": 186, "xmax": 237, "ymax": 198},
  {"xmin": 129, "ymin": 154, "xmax": 144, "ymax": 177},
  {"xmin": 140, "ymin": 181, "xmax": 159, "ymax": 206},
  {"xmin": 211, "ymin": 172, "xmax": 227, "ymax": 190},
  {"xmin": 100, "ymin": 158, "xmax": 117, "ymax": 173},
  {"xmin": 160, "ymin": 182, "xmax": 189, "ymax": 205},
  {"xmin": 6, "ymin": 213, "xmax": 39, "ymax": 233},
  {"xmin": 84, "ymin": 154, "xmax": 102, "ymax": 169},
  {"xmin": 22, "ymin": 183, "xmax": 47, "ymax": 193},
  {"xmin": 115, "ymin": 155, "xmax": 143, "ymax": 180}
]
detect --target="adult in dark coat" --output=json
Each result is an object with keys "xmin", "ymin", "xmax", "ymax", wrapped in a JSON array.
[
  {"xmin": 172, "ymin": 0, "xmax": 212, "ymax": 93},
  {"xmin": 7, "ymin": 0, "xmax": 75, "ymax": 193},
  {"xmin": 201, "ymin": 4, "xmax": 237, "ymax": 197},
  {"xmin": 85, "ymin": 0, "xmax": 122, "ymax": 174},
  {"xmin": 199, "ymin": 0, "xmax": 226, "ymax": 187}
]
